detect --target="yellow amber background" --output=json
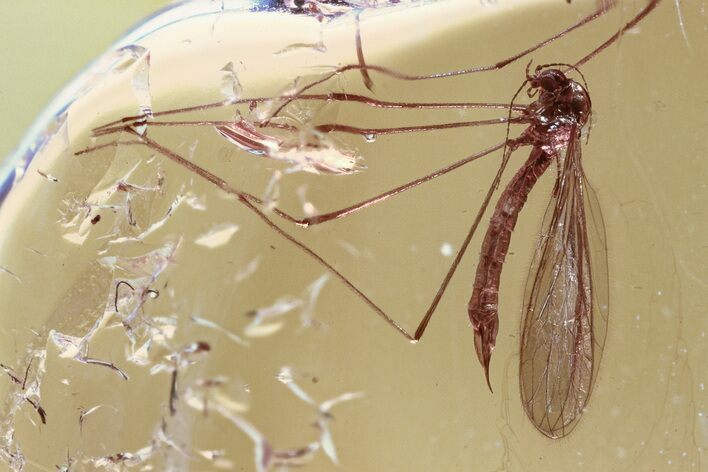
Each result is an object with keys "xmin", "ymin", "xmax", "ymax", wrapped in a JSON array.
[{"xmin": 0, "ymin": 1, "xmax": 705, "ymax": 471}]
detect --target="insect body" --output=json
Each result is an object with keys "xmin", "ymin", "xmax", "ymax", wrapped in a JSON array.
[
  {"xmin": 468, "ymin": 67, "xmax": 607, "ymax": 438},
  {"xmin": 84, "ymin": 65, "xmax": 607, "ymax": 440},
  {"xmin": 74, "ymin": 0, "xmax": 657, "ymax": 441}
]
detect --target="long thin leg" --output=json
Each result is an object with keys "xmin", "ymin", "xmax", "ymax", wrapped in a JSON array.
[
  {"xmin": 313, "ymin": 116, "xmax": 522, "ymax": 136},
  {"xmin": 76, "ymin": 129, "xmax": 522, "ymax": 343},
  {"xmin": 95, "ymin": 0, "xmax": 640, "ymax": 133},
  {"xmin": 93, "ymin": 115, "xmax": 521, "ymax": 139},
  {"xmin": 413, "ymin": 143, "xmax": 518, "ymax": 339},
  {"xmin": 266, "ymin": 1, "xmax": 616, "ymax": 121},
  {"xmin": 575, "ymin": 0, "xmax": 659, "ymax": 67},
  {"xmin": 411, "ymin": 78, "xmax": 532, "ymax": 339},
  {"xmin": 82, "ymin": 126, "xmax": 513, "ymax": 228},
  {"xmin": 121, "ymin": 128, "xmax": 415, "ymax": 339},
  {"xmin": 269, "ymin": 141, "xmax": 507, "ymax": 227},
  {"xmin": 92, "ymin": 93, "xmax": 524, "ymax": 135},
  {"xmin": 87, "ymin": 105, "xmax": 524, "ymax": 231},
  {"xmin": 271, "ymin": 0, "xmax": 662, "ymax": 122},
  {"xmin": 354, "ymin": 11, "xmax": 374, "ymax": 92}
]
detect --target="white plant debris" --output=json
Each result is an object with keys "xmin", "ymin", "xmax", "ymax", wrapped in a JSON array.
[
  {"xmin": 220, "ymin": 61, "xmax": 243, "ymax": 103},
  {"xmin": 151, "ymin": 341, "xmax": 212, "ymax": 416},
  {"xmin": 78, "ymin": 404, "xmax": 118, "ymax": 434},
  {"xmin": 185, "ymin": 366, "xmax": 363, "ymax": 471},
  {"xmin": 50, "ymin": 330, "xmax": 129, "ymax": 381},
  {"xmin": 36, "ymin": 169, "xmax": 59, "ymax": 182},
  {"xmin": 85, "ymin": 418, "xmax": 186, "ymax": 470},
  {"xmin": 0, "ymin": 351, "xmax": 48, "ymax": 470},
  {"xmin": 191, "ymin": 315, "xmax": 249, "ymax": 347},
  {"xmin": 299, "ymin": 274, "xmax": 330, "ymax": 329},
  {"xmin": 59, "ymin": 159, "xmax": 166, "ymax": 245},
  {"xmin": 0, "ymin": 266, "xmax": 21, "ymax": 284},
  {"xmin": 43, "ymin": 242, "xmax": 180, "ymax": 385},
  {"xmin": 234, "ymin": 256, "xmax": 261, "ymax": 283},
  {"xmin": 194, "ymin": 223, "xmax": 240, "ymax": 249},
  {"xmin": 244, "ymin": 274, "xmax": 330, "ymax": 337},
  {"xmin": 215, "ymin": 116, "xmax": 364, "ymax": 175},
  {"xmin": 296, "ymin": 185, "xmax": 318, "ymax": 216}
]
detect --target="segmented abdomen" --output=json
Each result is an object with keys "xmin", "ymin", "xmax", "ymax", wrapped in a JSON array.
[{"xmin": 468, "ymin": 146, "xmax": 552, "ymax": 384}]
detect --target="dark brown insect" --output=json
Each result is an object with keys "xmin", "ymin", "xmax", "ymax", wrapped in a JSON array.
[
  {"xmin": 77, "ymin": 0, "xmax": 659, "ymax": 438},
  {"xmin": 467, "ymin": 64, "xmax": 609, "ymax": 437}
]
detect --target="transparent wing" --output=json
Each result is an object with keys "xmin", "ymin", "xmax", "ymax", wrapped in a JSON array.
[{"xmin": 519, "ymin": 134, "xmax": 609, "ymax": 438}]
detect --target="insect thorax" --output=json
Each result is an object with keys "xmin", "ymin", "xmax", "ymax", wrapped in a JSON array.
[{"xmin": 526, "ymin": 71, "xmax": 591, "ymax": 153}]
